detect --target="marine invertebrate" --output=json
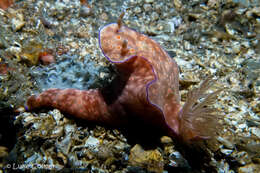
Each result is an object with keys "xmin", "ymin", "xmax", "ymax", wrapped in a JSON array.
[
  {"xmin": 27, "ymin": 14, "xmax": 222, "ymax": 142},
  {"xmin": 0, "ymin": 0, "xmax": 13, "ymax": 10}
]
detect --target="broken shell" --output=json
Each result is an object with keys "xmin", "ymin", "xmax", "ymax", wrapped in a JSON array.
[{"xmin": 129, "ymin": 144, "xmax": 164, "ymax": 173}]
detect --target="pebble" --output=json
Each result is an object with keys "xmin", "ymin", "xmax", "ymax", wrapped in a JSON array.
[
  {"xmin": 151, "ymin": 11, "xmax": 159, "ymax": 21},
  {"xmin": 207, "ymin": 0, "xmax": 220, "ymax": 8},
  {"xmin": 249, "ymin": 127, "xmax": 260, "ymax": 138},
  {"xmin": 238, "ymin": 123, "xmax": 247, "ymax": 129},
  {"xmin": 220, "ymin": 149, "xmax": 233, "ymax": 155},
  {"xmin": 50, "ymin": 109, "xmax": 63, "ymax": 124},
  {"xmin": 184, "ymin": 41, "xmax": 192, "ymax": 50},
  {"xmin": 85, "ymin": 136, "xmax": 100, "ymax": 148},
  {"xmin": 173, "ymin": 0, "xmax": 182, "ymax": 9},
  {"xmin": 211, "ymin": 37, "xmax": 219, "ymax": 43},
  {"xmin": 246, "ymin": 7, "xmax": 260, "ymax": 19},
  {"xmin": 231, "ymin": 151, "xmax": 251, "ymax": 165},
  {"xmin": 129, "ymin": 144, "xmax": 164, "ymax": 173},
  {"xmin": 160, "ymin": 136, "xmax": 173, "ymax": 144},
  {"xmin": 114, "ymin": 141, "xmax": 129, "ymax": 151},
  {"xmin": 238, "ymin": 163, "xmax": 260, "ymax": 173},
  {"xmin": 232, "ymin": 42, "xmax": 241, "ymax": 54},
  {"xmin": 241, "ymin": 41, "xmax": 250, "ymax": 48},
  {"xmin": 169, "ymin": 151, "xmax": 189, "ymax": 168},
  {"xmin": 217, "ymin": 136, "xmax": 234, "ymax": 149},
  {"xmin": 79, "ymin": 5, "xmax": 92, "ymax": 17},
  {"xmin": 134, "ymin": 6, "xmax": 142, "ymax": 14},
  {"xmin": 224, "ymin": 47, "xmax": 233, "ymax": 54},
  {"xmin": 143, "ymin": 4, "xmax": 152, "ymax": 12},
  {"xmin": 100, "ymin": 12, "xmax": 108, "ymax": 21},
  {"xmin": 0, "ymin": 146, "xmax": 8, "ymax": 158},
  {"xmin": 64, "ymin": 124, "xmax": 76, "ymax": 134},
  {"xmin": 145, "ymin": 0, "xmax": 154, "ymax": 3},
  {"xmin": 11, "ymin": 16, "xmax": 25, "ymax": 31}
]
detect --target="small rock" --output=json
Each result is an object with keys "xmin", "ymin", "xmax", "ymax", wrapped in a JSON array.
[
  {"xmin": 220, "ymin": 149, "xmax": 233, "ymax": 155},
  {"xmin": 246, "ymin": 7, "xmax": 260, "ymax": 19},
  {"xmin": 225, "ymin": 24, "xmax": 237, "ymax": 36},
  {"xmin": 207, "ymin": 0, "xmax": 220, "ymax": 8},
  {"xmin": 211, "ymin": 37, "xmax": 219, "ymax": 43},
  {"xmin": 168, "ymin": 17, "xmax": 182, "ymax": 33},
  {"xmin": 85, "ymin": 136, "xmax": 99, "ymax": 148},
  {"xmin": 231, "ymin": 151, "xmax": 251, "ymax": 165},
  {"xmin": 173, "ymin": 0, "xmax": 182, "ymax": 9},
  {"xmin": 114, "ymin": 141, "xmax": 129, "ymax": 151},
  {"xmin": 99, "ymin": 72, "xmax": 107, "ymax": 79},
  {"xmin": 241, "ymin": 41, "xmax": 250, "ymax": 48},
  {"xmin": 129, "ymin": 144, "xmax": 164, "ymax": 173},
  {"xmin": 79, "ymin": 5, "xmax": 92, "ymax": 17},
  {"xmin": 232, "ymin": 42, "xmax": 241, "ymax": 54},
  {"xmin": 238, "ymin": 124, "xmax": 248, "ymax": 130},
  {"xmin": 224, "ymin": 47, "xmax": 233, "ymax": 54},
  {"xmin": 20, "ymin": 41, "xmax": 43, "ymax": 65},
  {"xmin": 217, "ymin": 136, "xmax": 234, "ymax": 149},
  {"xmin": 169, "ymin": 151, "xmax": 189, "ymax": 168},
  {"xmin": 100, "ymin": 12, "xmax": 108, "ymax": 21},
  {"xmin": 50, "ymin": 109, "xmax": 63, "ymax": 124},
  {"xmin": 238, "ymin": 163, "xmax": 260, "ymax": 173},
  {"xmin": 249, "ymin": 127, "xmax": 260, "ymax": 138},
  {"xmin": 143, "ymin": 4, "xmax": 152, "ymax": 12},
  {"xmin": 11, "ymin": 17, "xmax": 25, "ymax": 31},
  {"xmin": 160, "ymin": 136, "xmax": 173, "ymax": 144},
  {"xmin": 151, "ymin": 12, "xmax": 159, "ymax": 21},
  {"xmin": 0, "ymin": 146, "xmax": 8, "ymax": 158},
  {"xmin": 184, "ymin": 41, "xmax": 192, "ymax": 50},
  {"xmin": 243, "ymin": 59, "xmax": 260, "ymax": 81},
  {"xmin": 134, "ymin": 7, "xmax": 141, "ymax": 14},
  {"xmin": 129, "ymin": 0, "xmax": 138, "ymax": 5},
  {"xmin": 251, "ymin": 7, "xmax": 260, "ymax": 17},
  {"xmin": 64, "ymin": 124, "xmax": 76, "ymax": 134},
  {"xmin": 145, "ymin": 0, "xmax": 154, "ymax": 3}
]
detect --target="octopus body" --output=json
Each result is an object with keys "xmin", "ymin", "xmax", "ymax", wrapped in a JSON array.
[{"xmin": 27, "ymin": 17, "xmax": 221, "ymax": 142}]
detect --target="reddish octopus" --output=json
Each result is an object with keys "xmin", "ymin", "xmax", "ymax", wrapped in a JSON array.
[{"xmin": 27, "ymin": 16, "xmax": 222, "ymax": 142}]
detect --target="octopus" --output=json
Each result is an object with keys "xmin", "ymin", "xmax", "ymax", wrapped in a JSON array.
[{"xmin": 27, "ymin": 14, "xmax": 222, "ymax": 142}]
